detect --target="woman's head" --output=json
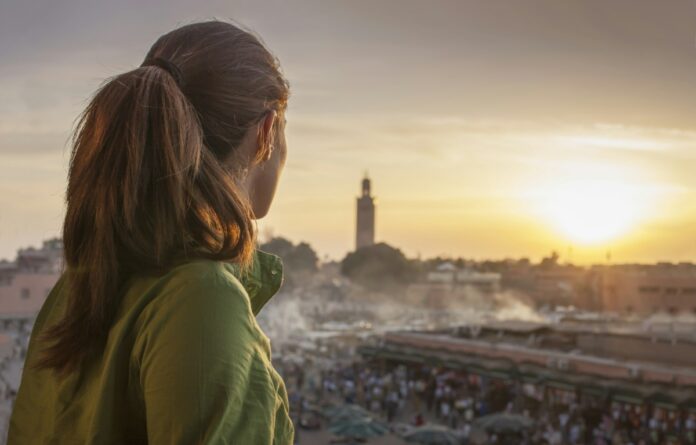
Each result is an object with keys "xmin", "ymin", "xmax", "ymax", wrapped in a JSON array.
[
  {"xmin": 141, "ymin": 20, "xmax": 290, "ymax": 219},
  {"xmin": 32, "ymin": 19, "xmax": 290, "ymax": 376}
]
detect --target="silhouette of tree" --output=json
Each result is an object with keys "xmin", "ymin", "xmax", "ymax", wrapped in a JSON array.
[
  {"xmin": 286, "ymin": 242, "xmax": 319, "ymax": 273},
  {"xmin": 340, "ymin": 242, "xmax": 416, "ymax": 291},
  {"xmin": 259, "ymin": 237, "xmax": 294, "ymax": 258},
  {"xmin": 539, "ymin": 250, "xmax": 560, "ymax": 269},
  {"xmin": 259, "ymin": 237, "xmax": 320, "ymax": 290}
]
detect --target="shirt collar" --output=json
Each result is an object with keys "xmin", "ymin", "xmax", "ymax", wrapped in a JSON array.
[{"xmin": 224, "ymin": 248, "xmax": 284, "ymax": 315}]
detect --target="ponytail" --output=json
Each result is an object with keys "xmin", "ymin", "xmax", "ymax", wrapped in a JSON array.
[{"xmin": 31, "ymin": 63, "xmax": 257, "ymax": 377}]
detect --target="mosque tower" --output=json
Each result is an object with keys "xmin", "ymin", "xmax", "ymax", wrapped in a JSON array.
[{"xmin": 355, "ymin": 172, "xmax": 375, "ymax": 250}]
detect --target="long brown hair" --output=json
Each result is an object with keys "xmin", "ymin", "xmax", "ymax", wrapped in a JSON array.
[{"xmin": 30, "ymin": 19, "xmax": 290, "ymax": 378}]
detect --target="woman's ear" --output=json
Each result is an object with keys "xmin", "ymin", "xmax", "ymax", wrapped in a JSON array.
[{"xmin": 257, "ymin": 110, "xmax": 277, "ymax": 162}]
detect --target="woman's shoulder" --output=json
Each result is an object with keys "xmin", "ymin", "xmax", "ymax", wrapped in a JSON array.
[
  {"xmin": 152, "ymin": 258, "xmax": 250, "ymax": 303},
  {"xmin": 130, "ymin": 258, "xmax": 273, "ymax": 368},
  {"xmin": 165, "ymin": 257, "xmax": 244, "ymax": 287},
  {"xmin": 134, "ymin": 258, "xmax": 259, "ymax": 337}
]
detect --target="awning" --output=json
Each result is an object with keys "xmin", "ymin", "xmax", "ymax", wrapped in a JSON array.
[
  {"xmin": 612, "ymin": 394, "xmax": 644, "ymax": 405},
  {"xmin": 545, "ymin": 380, "xmax": 576, "ymax": 392},
  {"xmin": 477, "ymin": 369, "xmax": 515, "ymax": 381},
  {"xmin": 579, "ymin": 385, "xmax": 607, "ymax": 398},
  {"xmin": 375, "ymin": 349, "xmax": 426, "ymax": 364},
  {"xmin": 519, "ymin": 373, "xmax": 541, "ymax": 383}
]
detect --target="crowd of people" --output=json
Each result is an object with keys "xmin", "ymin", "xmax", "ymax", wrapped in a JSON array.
[{"xmin": 277, "ymin": 356, "xmax": 696, "ymax": 445}]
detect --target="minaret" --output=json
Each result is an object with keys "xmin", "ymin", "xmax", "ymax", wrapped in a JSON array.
[{"xmin": 355, "ymin": 172, "xmax": 376, "ymax": 250}]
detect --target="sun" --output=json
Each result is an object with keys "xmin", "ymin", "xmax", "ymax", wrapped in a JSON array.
[{"xmin": 538, "ymin": 180, "xmax": 647, "ymax": 245}]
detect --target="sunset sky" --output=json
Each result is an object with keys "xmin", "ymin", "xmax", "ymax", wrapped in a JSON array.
[{"xmin": 1, "ymin": 0, "xmax": 696, "ymax": 264}]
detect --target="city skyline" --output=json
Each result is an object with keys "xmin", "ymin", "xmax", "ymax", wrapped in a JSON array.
[{"xmin": 2, "ymin": 1, "xmax": 696, "ymax": 264}]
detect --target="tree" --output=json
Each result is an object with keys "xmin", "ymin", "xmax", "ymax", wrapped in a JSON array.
[
  {"xmin": 259, "ymin": 237, "xmax": 320, "ymax": 290},
  {"xmin": 340, "ymin": 242, "xmax": 416, "ymax": 291},
  {"xmin": 259, "ymin": 237, "xmax": 294, "ymax": 258},
  {"xmin": 539, "ymin": 251, "xmax": 560, "ymax": 269},
  {"xmin": 286, "ymin": 242, "xmax": 319, "ymax": 273}
]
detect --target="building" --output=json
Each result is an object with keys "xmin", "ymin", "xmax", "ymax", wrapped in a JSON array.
[
  {"xmin": 404, "ymin": 262, "xmax": 503, "ymax": 309},
  {"xmin": 426, "ymin": 262, "xmax": 501, "ymax": 293},
  {"xmin": 16, "ymin": 238, "xmax": 63, "ymax": 273},
  {"xmin": 359, "ymin": 319, "xmax": 696, "ymax": 409},
  {"xmin": 426, "ymin": 261, "xmax": 458, "ymax": 283},
  {"xmin": 0, "ymin": 238, "xmax": 63, "ymax": 320},
  {"xmin": 355, "ymin": 173, "xmax": 376, "ymax": 250},
  {"xmin": 533, "ymin": 265, "xmax": 588, "ymax": 307},
  {"xmin": 592, "ymin": 263, "xmax": 696, "ymax": 314},
  {"xmin": 0, "ymin": 238, "xmax": 64, "ymax": 429},
  {"xmin": 456, "ymin": 269, "xmax": 502, "ymax": 293}
]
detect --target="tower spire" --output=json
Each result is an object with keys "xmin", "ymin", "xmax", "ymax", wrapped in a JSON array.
[
  {"xmin": 356, "ymin": 171, "xmax": 375, "ymax": 250},
  {"xmin": 361, "ymin": 172, "xmax": 371, "ymax": 197}
]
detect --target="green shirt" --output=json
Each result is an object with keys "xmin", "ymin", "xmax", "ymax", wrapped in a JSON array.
[{"xmin": 7, "ymin": 249, "xmax": 295, "ymax": 445}]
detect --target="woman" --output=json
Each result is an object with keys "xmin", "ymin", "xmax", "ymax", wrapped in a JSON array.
[{"xmin": 8, "ymin": 19, "xmax": 293, "ymax": 444}]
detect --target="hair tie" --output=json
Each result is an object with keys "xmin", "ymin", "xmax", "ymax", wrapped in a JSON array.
[{"xmin": 142, "ymin": 56, "xmax": 184, "ymax": 88}]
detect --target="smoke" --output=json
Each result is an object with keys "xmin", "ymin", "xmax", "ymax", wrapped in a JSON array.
[
  {"xmin": 256, "ymin": 293, "xmax": 311, "ymax": 345},
  {"xmin": 491, "ymin": 290, "xmax": 546, "ymax": 323},
  {"xmin": 256, "ymin": 275, "xmax": 547, "ymax": 350}
]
